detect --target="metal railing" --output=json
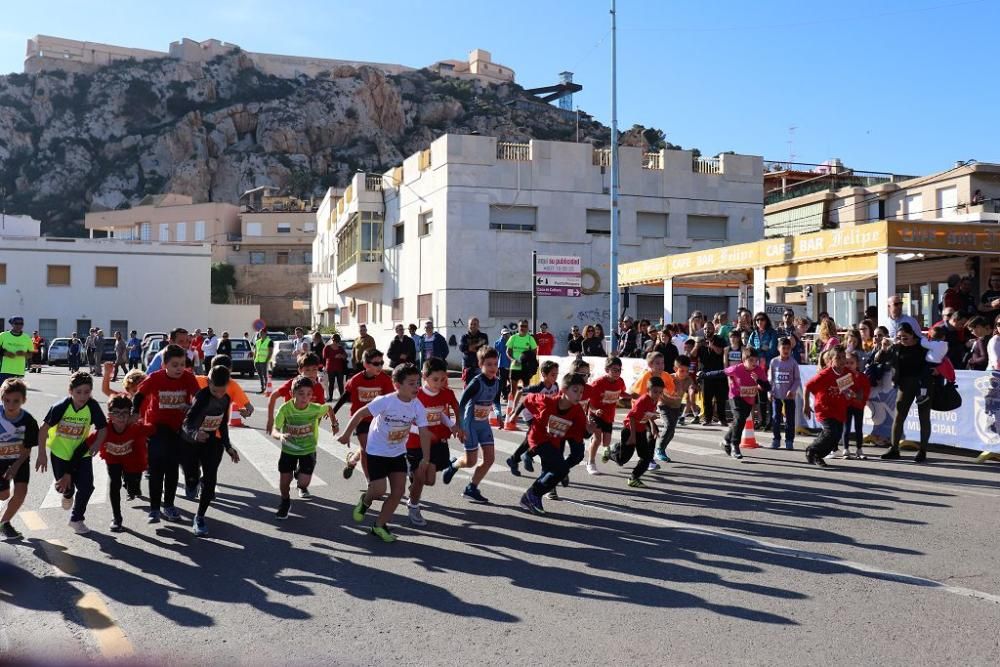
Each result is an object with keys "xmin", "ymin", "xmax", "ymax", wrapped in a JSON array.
[
  {"xmin": 365, "ymin": 174, "xmax": 383, "ymax": 192},
  {"xmin": 642, "ymin": 152, "xmax": 662, "ymax": 170},
  {"xmin": 497, "ymin": 142, "xmax": 531, "ymax": 161},
  {"xmin": 593, "ymin": 148, "xmax": 611, "ymax": 167},
  {"xmin": 694, "ymin": 157, "xmax": 721, "ymax": 175}
]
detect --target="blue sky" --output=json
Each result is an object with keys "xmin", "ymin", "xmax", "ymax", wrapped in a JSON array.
[{"xmin": 2, "ymin": 0, "xmax": 996, "ymax": 175}]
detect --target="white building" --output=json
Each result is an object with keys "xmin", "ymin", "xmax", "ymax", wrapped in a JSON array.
[
  {"xmin": 311, "ymin": 134, "xmax": 763, "ymax": 356},
  {"xmin": 0, "ymin": 215, "xmax": 42, "ymax": 237},
  {"xmin": 0, "ymin": 235, "xmax": 259, "ymax": 340}
]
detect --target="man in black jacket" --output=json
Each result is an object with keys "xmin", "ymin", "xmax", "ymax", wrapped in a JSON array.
[
  {"xmin": 387, "ymin": 323, "xmax": 417, "ymax": 368},
  {"xmin": 458, "ymin": 317, "xmax": 489, "ymax": 385}
]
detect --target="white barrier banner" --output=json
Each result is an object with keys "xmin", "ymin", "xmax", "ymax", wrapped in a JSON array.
[{"xmin": 542, "ymin": 356, "xmax": 1000, "ymax": 453}]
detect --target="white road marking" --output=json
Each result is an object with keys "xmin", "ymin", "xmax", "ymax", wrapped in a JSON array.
[
  {"xmin": 40, "ymin": 459, "xmax": 109, "ymax": 509},
  {"xmin": 228, "ymin": 429, "xmax": 327, "ymax": 489}
]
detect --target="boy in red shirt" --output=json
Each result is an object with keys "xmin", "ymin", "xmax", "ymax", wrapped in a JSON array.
[
  {"xmin": 132, "ymin": 344, "xmax": 201, "ymax": 523},
  {"xmin": 587, "ymin": 356, "xmax": 627, "ymax": 473},
  {"xmin": 613, "ymin": 376, "xmax": 665, "ymax": 488},
  {"xmin": 803, "ymin": 346, "xmax": 852, "ymax": 467},
  {"xmin": 405, "ymin": 357, "xmax": 463, "ymax": 526},
  {"xmin": 841, "ymin": 352, "xmax": 872, "ymax": 460},
  {"xmin": 513, "ymin": 373, "xmax": 590, "ymax": 515},
  {"xmin": 332, "ymin": 348, "xmax": 394, "ymax": 480},
  {"xmin": 96, "ymin": 394, "xmax": 152, "ymax": 532}
]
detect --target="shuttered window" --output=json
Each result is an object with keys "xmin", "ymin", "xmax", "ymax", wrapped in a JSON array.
[
  {"xmin": 47, "ymin": 265, "xmax": 71, "ymax": 286},
  {"xmin": 489, "ymin": 206, "xmax": 537, "ymax": 231},
  {"xmin": 95, "ymin": 266, "xmax": 118, "ymax": 288}
]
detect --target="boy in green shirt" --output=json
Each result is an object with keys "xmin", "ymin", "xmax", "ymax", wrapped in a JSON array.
[
  {"xmin": 505, "ymin": 319, "xmax": 538, "ymax": 401},
  {"xmin": 271, "ymin": 376, "xmax": 337, "ymax": 520}
]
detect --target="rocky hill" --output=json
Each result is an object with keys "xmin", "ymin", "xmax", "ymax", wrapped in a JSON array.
[{"xmin": 0, "ymin": 51, "xmax": 680, "ymax": 236}]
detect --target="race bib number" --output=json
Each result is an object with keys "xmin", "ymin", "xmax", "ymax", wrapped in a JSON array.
[
  {"xmin": 776, "ymin": 371, "xmax": 790, "ymax": 384},
  {"xmin": 473, "ymin": 404, "xmax": 491, "ymax": 421},
  {"xmin": 158, "ymin": 390, "xmax": 188, "ymax": 409},
  {"xmin": 387, "ymin": 426, "xmax": 410, "ymax": 444},
  {"xmin": 740, "ymin": 385, "xmax": 758, "ymax": 398},
  {"xmin": 546, "ymin": 415, "xmax": 573, "ymax": 438},
  {"xmin": 836, "ymin": 374, "xmax": 854, "ymax": 391},
  {"xmin": 286, "ymin": 423, "xmax": 314, "ymax": 439},
  {"xmin": 0, "ymin": 444, "xmax": 22, "ymax": 459},
  {"xmin": 201, "ymin": 415, "xmax": 223, "ymax": 432},
  {"xmin": 602, "ymin": 390, "xmax": 620, "ymax": 405},
  {"xmin": 425, "ymin": 406, "xmax": 444, "ymax": 425},
  {"xmin": 358, "ymin": 387, "xmax": 381, "ymax": 403},
  {"xmin": 644, "ymin": 411, "xmax": 659, "ymax": 422},
  {"xmin": 105, "ymin": 440, "xmax": 133, "ymax": 457},
  {"xmin": 56, "ymin": 420, "xmax": 86, "ymax": 439}
]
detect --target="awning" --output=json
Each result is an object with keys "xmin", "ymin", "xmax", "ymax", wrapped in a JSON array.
[{"xmin": 764, "ymin": 255, "xmax": 878, "ymax": 286}]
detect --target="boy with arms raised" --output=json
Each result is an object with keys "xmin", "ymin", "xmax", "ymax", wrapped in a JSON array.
[{"xmin": 339, "ymin": 364, "xmax": 431, "ymax": 543}]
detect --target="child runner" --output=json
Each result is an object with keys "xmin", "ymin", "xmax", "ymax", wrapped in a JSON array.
[
  {"xmin": 339, "ymin": 364, "xmax": 431, "ymax": 543},
  {"xmin": 265, "ymin": 353, "xmax": 326, "ymax": 435},
  {"xmin": 585, "ymin": 357, "xmax": 626, "ymax": 475},
  {"xmin": 0, "ymin": 379, "xmax": 39, "ymax": 540},
  {"xmin": 405, "ymin": 357, "xmax": 463, "ymax": 526},
  {"xmin": 96, "ymin": 395, "xmax": 151, "ymax": 532},
  {"xmin": 840, "ymin": 351, "xmax": 871, "ymax": 460},
  {"xmin": 769, "ymin": 336, "xmax": 802, "ymax": 450},
  {"xmin": 182, "ymin": 366, "xmax": 242, "ymax": 535},
  {"xmin": 701, "ymin": 348, "xmax": 768, "ymax": 461},
  {"xmin": 332, "ymin": 348, "xmax": 394, "ymax": 480},
  {"xmin": 132, "ymin": 344, "xmax": 201, "ymax": 524},
  {"xmin": 442, "ymin": 347, "xmax": 500, "ymax": 502},
  {"xmin": 611, "ymin": 376, "xmax": 664, "ymax": 488},
  {"xmin": 626, "ymin": 352, "xmax": 675, "ymax": 471},
  {"xmin": 515, "ymin": 373, "xmax": 589, "ymax": 515},
  {"xmin": 505, "ymin": 360, "xmax": 560, "ymax": 477},
  {"xmin": 37, "ymin": 372, "xmax": 108, "ymax": 534},
  {"xmin": 272, "ymin": 376, "xmax": 338, "ymax": 520},
  {"xmin": 655, "ymin": 355, "xmax": 692, "ymax": 463},
  {"xmin": 725, "ymin": 330, "xmax": 744, "ymax": 367},
  {"xmin": 195, "ymin": 355, "xmax": 254, "ymax": 421},
  {"xmin": 680, "ymin": 338, "xmax": 700, "ymax": 425},
  {"xmin": 803, "ymin": 346, "xmax": 853, "ymax": 467}
]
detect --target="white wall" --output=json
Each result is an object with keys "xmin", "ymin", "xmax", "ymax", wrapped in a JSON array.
[
  {"xmin": 0, "ymin": 215, "xmax": 42, "ymax": 237},
  {"xmin": 0, "ymin": 237, "xmax": 258, "ymax": 337}
]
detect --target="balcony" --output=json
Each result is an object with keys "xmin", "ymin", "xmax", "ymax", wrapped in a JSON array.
[
  {"xmin": 335, "ymin": 211, "xmax": 384, "ymax": 291},
  {"xmin": 642, "ymin": 152, "xmax": 662, "ymax": 170},
  {"xmin": 365, "ymin": 174, "xmax": 383, "ymax": 192},
  {"xmin": 497, "ymin": 142, "xmax": 531, "ymax": 161},
  {"xmin": 693, "ymin": 157, "xmax": 721, "ymax": 175}
]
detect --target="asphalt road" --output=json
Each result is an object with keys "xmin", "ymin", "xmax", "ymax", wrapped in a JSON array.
[{"xmin": 1, "ymin": 367, "xmax": 999, "ymax": 666}]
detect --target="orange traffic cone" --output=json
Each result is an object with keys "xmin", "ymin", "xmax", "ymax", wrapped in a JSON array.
[
  {"xmin": 740, "ymin": 417, "xmax": 759, "ymax": 449},
  {"xmin": 503, "ymin": 392, "xmax": 520, "ymax": 431},
  {"xmin": 489, "ymin": 415, "xmax": 500, "ymax": 427},
  {"xmin": 264, "ymin": 380, "xmax": 273, "ymax": 397},
  {"xmin": 230, "ymin": 406, "xmax": 243, "ymax": 428}
]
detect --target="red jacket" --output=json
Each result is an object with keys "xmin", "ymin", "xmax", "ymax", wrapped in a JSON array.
[
  {"xmin": 534, "ymin": 331, "xmax": 555, "ymax": 356},
  {"xmin": 805, "ymin": 366, "xmax": 852, "ymax": 423}
]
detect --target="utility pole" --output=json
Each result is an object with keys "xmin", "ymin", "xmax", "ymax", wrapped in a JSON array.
[{"xmin": 609, "ymin": 0, "xmax": 620, "ymax": 353}]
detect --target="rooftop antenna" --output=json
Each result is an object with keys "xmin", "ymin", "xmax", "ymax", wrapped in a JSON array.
[{"xmin": 787, "ymin": 125, "xmax": 797, "ymax": 165}]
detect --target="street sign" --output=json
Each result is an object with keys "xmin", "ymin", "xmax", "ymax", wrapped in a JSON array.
[
  {"xmin": 252, "ymin": 318, "xmax": 266, "ymax": 332},
  {"xmin": 535, "ymin": 254, "xmax": 582, "ymax": 297},
  {"xmin": 292, "ymin": 300, "xmax": 310, "ymax": 311}
]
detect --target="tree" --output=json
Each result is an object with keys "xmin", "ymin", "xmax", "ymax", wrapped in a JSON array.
[{"xmin": 211, "ymin": 262, "xmax": 236, "ymax": 304}]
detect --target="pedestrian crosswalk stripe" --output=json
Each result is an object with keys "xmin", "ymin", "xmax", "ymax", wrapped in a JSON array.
[
  {"xmin": 40, "ymin": 459, "xmax": 109, "ymax": 509},
  {"xmin": 228, "ymin": 429, "xmax": 328, "ymax": 489}
]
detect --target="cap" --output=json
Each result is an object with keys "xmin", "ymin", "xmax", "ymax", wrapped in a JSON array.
[
  {"xmin": 540, "ymin": 322, "xmax": 548, "ymax": 327},
  {"xmin": 500, "ymin": 327, "xmax": 510, "ymax": 335},
  {"xmin": 8, "ymin": 316, "xmax": 24, "ymax": 325}
]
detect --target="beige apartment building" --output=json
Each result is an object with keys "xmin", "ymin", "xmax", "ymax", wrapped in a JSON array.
[{"xmin": 85, "ymin": 192, "xmax": 319, "ymax": 328}]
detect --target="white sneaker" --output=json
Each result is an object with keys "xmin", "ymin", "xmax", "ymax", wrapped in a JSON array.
[
  {"xmin": 825, "ymin": 451, "xmax": 839, "ymax": 460},
  {"xmin": 68, "ymin": 519, "xmax": 90, "ymax": 534},
  {"xmin": 647, "ymin": 461, "xmax": 660, "ymax": 471},
  {"xmin": 586, "ymin": 462, "xmax": 600, "ymax": 475},
  {"xmin": 407, "ymin": 503, "xmax": 427, "ymax": 527},
  {"xmin": 60, "ymin": 493, "xmax": 73, "ymax": 511}
]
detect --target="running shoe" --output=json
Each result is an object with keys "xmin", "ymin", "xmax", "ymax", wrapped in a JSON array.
[
  {"xmin": 586, "ymin": 462, "xmax": 600, "ymax": 475},
  {"xmin": 655, "ymin": 451, "xmax": 671, "ymax": 462},
  {"xmin": 678, "ymin": 416, "xmax": 687, "ymax": 426},
  {"xmin": 407, "ymin": 503, "xmax": 427, "ymax": 527},
  {"xmin": 814, "ymin": 455, "xmax": 829, "ymax": 468},
  {"xmin": 184, "ymin": 480, "xmax": 200, "ymax": 502},
  {"xmin": 505, "ymin": 456, "xmax": 521, "ymax": 477},
  {"xmin": 161, "ymin": 506, "xmax": 181, "ymax": 522},
  {"xmin": 881, "ymin": 447, "xmax": 901, "ymax": 460},
  {"xmin": 442, "ymin": 458, "xmax": 458, "ymax": 485},
  {"xmin": 342, "ymin": 461, "xmax": 356, "ymax": 479},
  {"xmin": 601, "ymin": 447, "xmax": 611, "ymax": 463},
  {"xmin": 68, "ymin": 519, "xmax": 89, "ymax": 535},
  {"xmin": 855, "ymin": 448, "xmax": 868, "ymax": 460},
  {"xmin": 297, "ymin": 486, "xmax": 313, "ymax": 500},
  {"xmin": 1, "ymin": 521, "xmax": 23, "ymax": 541},
  {"xmin": 721, "ymin": 440, "xmax": 732, "ymax": 456},
  {"xmin": 61, "ymin": 490, "xmax": 73, "ymax": 511},
  {"xmin": 805, "ymin": 448, "xmax": 816, "ymax": 465},
  {"xmin": 147, "ymin": 510, "xmax": 161, "ymax": 524},
  {"xmin": 561, "ymin": 475, "xmax": 569, "ymax": 488},
  {"xmin": 371, "ymin": 524, "xmax": 397, "ymax": 543},
  {"xmin": 193, "ymin": 515, "xmax": 209, "ymax": 537},
  {"xmin": 648, "ymin": 461, "xmax": 660, "ymax": 471},
  {"xmin": 913, "ymin": 450, "xmax": 927, "ymax": 464},
  {"xmin": 109, "ymin": 518, "xmax": 123, "ymax": 533},
  {"xmin": 770, "ymin": 440, "xmax": 781, "ymax": 450},
  {"xmin": 547, "ymin": 488, "xmax": 559, "ymax": 501},
  {"xmin": 352, "ymin": 493, "xmax": 368, "ymax": 523},
  {"xmin": 126, "ymin": 492, "xmax": 138, "ymax": 502},
  {"xmin": 785, "ymin": 442, "xmax": 794, "ymax": 451},
  {"xmin": 520, "ymin": 490, "xmax": 545, "ymax": 515},
  {"xmin": 975, "ymin": 451, "xmax": 993, "ymax": 463},
  {"xmin": 521, "ymin": 452, "xmax": 535, "ymax": 473},
  {"xmin": 731, "ymin": 447, "xmax": 743, "ymax": 460},
  {"xmin": 276, "ymin": 498, "xmax": 291, "ymax": 521},
  {"xmin": 627, "ymin": 478, "xmax": 646, "ymax": 488},
  {"xmin": 463, "ymin": 484, "xmax": 489, "ymax": 503},
  {"xmin": 691, "ymin": 416, "xmax": 701, "ymax": 425}
]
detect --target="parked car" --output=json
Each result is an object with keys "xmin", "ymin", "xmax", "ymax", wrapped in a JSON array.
[
  {"xmin": 100, "ymin": 341, "xmax": 117, "ymax": 363},
  {"xmin": 270, "ymin": 341, "xmax": 300, "ymax": 378},
  {"xmin": 228, "ymin": 337, "xmax": 255, "ymax": 377},
  {"xmin": 47, "ymin": 338, "xmax": 70, "ymax": 365},
  {"xmin": 142, "ymin": 339, "xmax": 166, "ymax": 369},
  {"xmin": 142, "ymin": 332, "xmax": 168, "ymax": 347},
  {"xmin": 266, "ymin": 331, "xmax": 289, "ymax": 342}
]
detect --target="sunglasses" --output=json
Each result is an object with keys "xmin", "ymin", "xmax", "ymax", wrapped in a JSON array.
[{"xmin": 367, "ymin": 360, "xmax": 385, "ymax": 366}]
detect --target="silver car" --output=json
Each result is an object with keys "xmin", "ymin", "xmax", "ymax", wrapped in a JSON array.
[
  {"xmin": 270, "ymin": 341, "xmax": 299, "ymax": 378},
  {"xmin": 47, "ymin": 338, "xmax": 70, "ymax": 365}
]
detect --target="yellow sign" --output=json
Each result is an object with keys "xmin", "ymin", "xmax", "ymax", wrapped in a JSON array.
[
  {"xmin": 759, "ymin": 224, "xmax": 887, "ymax": 265},
  {"xmin": 765, "ymin": 255, "xmax": 879, "ymax": 286},
  {"xmin": 618, "ymin": 255, "xmax": 670, "ymax": 286},
  {"xmin": 887, "ymin": 221, "xmax": 1000, "ymax": 254}
]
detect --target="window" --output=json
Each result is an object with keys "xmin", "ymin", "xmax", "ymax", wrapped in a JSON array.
[
  {"xmin": 418, "ymin": 210, "xmax": 433, "ymax": 236},
  {"xmin": 0, "ymin": 263, "xmax": 5, "ymax": 284},
  {"xmin": 339, "ymin": 307, "xmax": 349, "ymax": 326},
  {"xmin": 687, "ymin": 296, "xmax": 728, "ymax": 318},
  {"xmin": 336, "ymin": 211, "xmax": 384, "ymax": 273},
  {"xmin": 828, "ymin": 199, "xmax": 845, "ymax": 227},
  {"xmin": 277, "ymin": 223, "xmax": 291, "ymax": 234},
  {"xmin": 109, "ymin": 320, "xmax": 128, "ymax": 337},
  {"xmin": 488, "ymin": 291, "xmax": 531, "ymax": 319},
  {"xmin": 687, "ymin": 215, "xmax": 728, "ymax": 241},
  {"xmin": 392, "ymin": 298, "xmax": 404, "ymax": 321},
  {"xmin": 357, "ymin": 303, "xmax": 368, "ymax": 324},
  {"xmin": 246, "ymin": 222, "xmax": 262, "ymax": 236},
  {"xmin": 866, "ymin": 198, "xmax": 885, "ymax": 223},
  {"xmin": 276, "ymin": 251, "xmax": 289, "ymax": 265},
  {"xmin": 159, "ymin": 223, "xmax": 169, "ymax": 241},
  {"xmin": 418, "ymin": 293, "xmax": 433, "ymax": 319},
  {"xmin": 176, "ymin": 222, "xmax": 187, "ymax": 241},
  {"xmin": 95, "ymin": 266, "xmax": 118, "ymax": 288},
  {"xmin": 935, "ymin": 186, "xmax": 957, "ymax": 218},
  {"xmin": 47, "ymin": 265, "xmax": 71, "ymax": 286},
  {"xmin": 249, "ymin": 251, "xmax": 266, "ymax": 265},
  {"xmin": 635, "ymin": 295, "xmax": 662, "ymax": 323},
  {"xmin": 194, "ymin": 221, "xmax": 205, "ymax": 241},
  {"xmin": 586, "ymin": 209, "xmax": 610, "ymax": 235},
  {"xmin": 140, "ymin": 223, "xmax": 151, "ymax": 241},
  {"xmin": 303, "ymin": 222, "xmax": 316, "ymax": 232},
  {"xmin": 636, "ymin": 212, "xmax": 668, "ymax": 238},
  {"xmin": 393, "ymin": 222, "xmax": 404, "ymax": 246},
  {"xmin": 38, "ymin": 318, "xmax": 57, "ymax": 341},
  {"xmin": 489, "ymin": 205, "xmax": 537, "ymax": 231},
  {"xmin": 303, "ymin": 251, "xmax": 312, "ymax": 265},
  {"xmin": 904, "ymin": 193, "xmax": 923, "ymax": 220},
  {"xmin": 76, "ymin": 320, "xmax": 91, "ymax": 336}
]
